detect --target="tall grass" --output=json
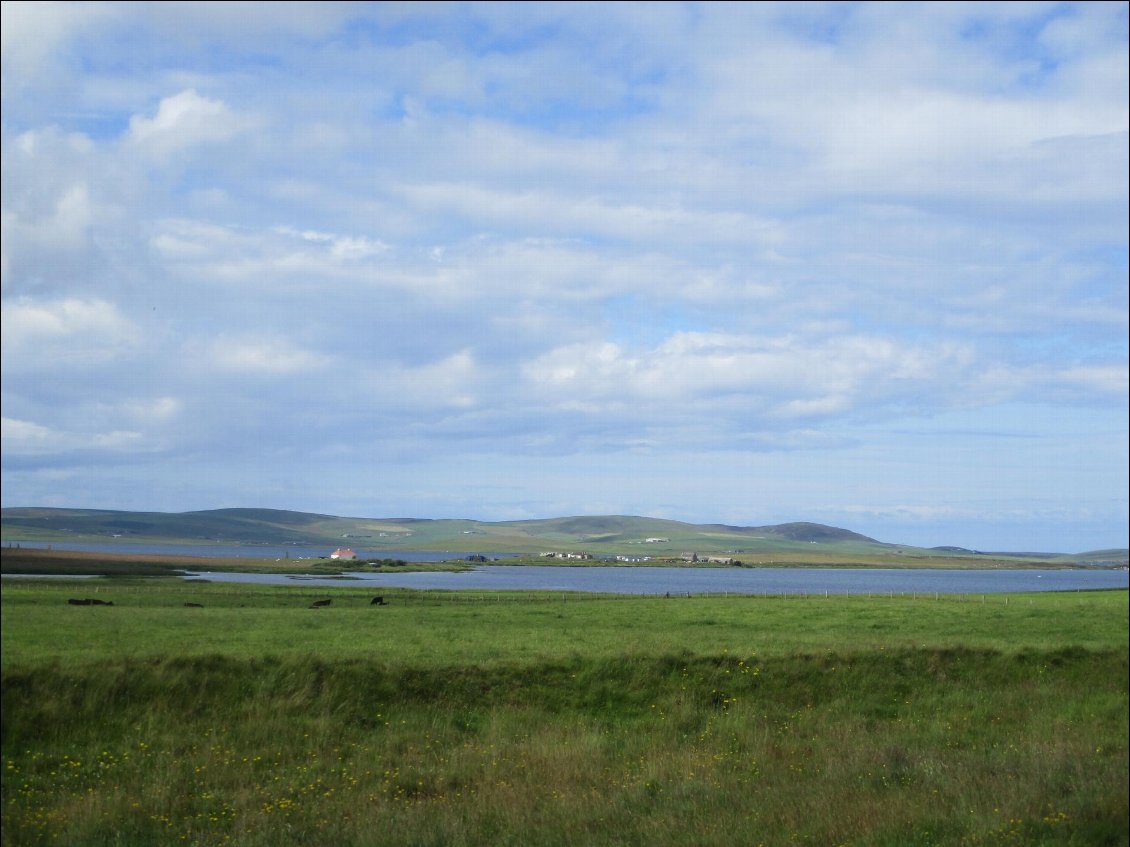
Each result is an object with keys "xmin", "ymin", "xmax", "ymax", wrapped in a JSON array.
[{"xmin": 2, "ymin": 583, "xmax": 1127, "ymax": 846}]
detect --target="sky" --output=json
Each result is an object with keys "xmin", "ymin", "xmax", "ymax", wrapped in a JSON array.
[{"xmin": 1, "ymin": 1, "xmax": 1127, "ymax": 553}]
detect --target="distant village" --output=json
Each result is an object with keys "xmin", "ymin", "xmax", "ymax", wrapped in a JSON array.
[
  {"xmin": 540, "ymin": 550, "xmax": 741, "ymax": 565},
  {"xmin": 329, "ymin": 547, "xmax": 742, "ymax": 565}
]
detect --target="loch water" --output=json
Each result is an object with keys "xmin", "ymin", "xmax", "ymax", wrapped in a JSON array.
[
  {"xmin": 181, "ymin": 564, "xmax": 1129, "ymax": 595},
  {"xmin": 7, "ymin": 540, "xmax": 1126, "ymax": 595}
]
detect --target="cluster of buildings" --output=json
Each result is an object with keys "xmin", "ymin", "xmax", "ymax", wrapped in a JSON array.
[
  {"xmin": 539, "ymin": 550, "xmax": 740, "ymax": 565},
  {"xmin": 681, "ymin": 552, "xmax": 739, "ymax": 564},
  {"xmin": 326, "ymin": 544, "xmax": 742, "ymax": 565}
]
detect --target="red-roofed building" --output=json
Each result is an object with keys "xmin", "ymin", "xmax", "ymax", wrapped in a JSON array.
[{"xmin": 330, "ymin": 548, "xmax": 357, "ymax": 560}]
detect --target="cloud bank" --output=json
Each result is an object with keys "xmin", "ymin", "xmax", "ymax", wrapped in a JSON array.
[{"xmin": 2, "ymin": 1, "xmax": 1126, "ymax": 551}]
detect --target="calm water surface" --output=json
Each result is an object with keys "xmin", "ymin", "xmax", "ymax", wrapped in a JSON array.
[
  {"xmin": 7, "ymin": 540, "xmax": 1126, "ymax": 595},
  {"xmin": 181, "ymin": 565, "xmax": 1129, "ymax": 595}
]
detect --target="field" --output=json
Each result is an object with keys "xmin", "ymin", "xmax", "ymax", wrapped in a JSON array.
[
  {"xmin": 2, "ymin": 577, "xmax": 1127, "ymax": 846},
  {"xmin": 0, "ymin": 548, "xmax": 471, "ymax": 578}
]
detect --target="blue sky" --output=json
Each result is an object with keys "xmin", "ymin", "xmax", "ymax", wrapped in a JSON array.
[{"xmin": 2, "ymin": 1, "xmax": 1126, "ymax": 552}]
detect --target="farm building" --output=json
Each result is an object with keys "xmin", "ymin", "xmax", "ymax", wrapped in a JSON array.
[{"xmin": 330, "ymin": 548, "xmax": 357, "ymax": 560}]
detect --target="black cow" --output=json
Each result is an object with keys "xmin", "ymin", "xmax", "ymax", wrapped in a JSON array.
[
  {"xmin": 68, "ymin": 598, "xmax": 113, "ymax": 606},
  {"xmin": 370, "ymin": 596, "xmax": 386, "ymax": 606},
  {"xmin": 310, "ymin": 598, "xmax": 332, "ymax": 608},
  {"xmin": 184, "ymin": 602, "xmax": 204, "ymax": 608}
]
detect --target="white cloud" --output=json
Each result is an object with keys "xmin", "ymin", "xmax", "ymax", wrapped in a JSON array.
[
  {"xmin": 0, "ymin": 297, "xmax": 138, "ymax": 367},
  {"xmin": 982, "ymin": 363, "xmax": 1130, "ymax": 402},
  {"xmin": 152, "ymin": 220, "xmax": 394, "ymax": 291},
  {"xmin": 274, "ymin": 227, "xmax": 389, "ymax": 261},
  {"xmin": 0, "ymin": 1, "xmax": 116, "ymax": 81},
  {"xmin": 1, "ymin": 183, "xmax": 93, "ymax": 292},
  {"xmin": 127, "ymin": 89, "xmax": 251, "ymax": 156},
  {"xmin": 686, "ymin": 3, "xmax": 1128, "ymax": 207},
  {"xmin": 207, "ymin": 337, "xmax": 333, "ymax": 375},
  {"xmin": 402, "ymin": 181, "xmax": 782, "ymax": 246},
  {"xmin": 2, "ymin": 131, "xmax": 97, "ymax": 283},
  {"xmin": 363, "ymin": 350, "xmax": 481, "ymax": 411},
  {"xmin": 1, "ymin": 415, "xmax": 143, "ymax": 457},
  {"xmin": 0, "ymin": 417, "xmax": 54, "ymax": 452},
  {"xmin": 117, "ymin": 396, "xmax": 183, "ymax": 424},
  {"xmin": 522, "ymin": 331, "xmax": 978, "ymax": 423}
]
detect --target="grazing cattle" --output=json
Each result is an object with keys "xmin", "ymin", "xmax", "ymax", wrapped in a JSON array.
[
  {"xmin": 184, "ymin": 602, "xmax": 204, "ymax": 608},
  {"xmin": 68, "ymin": 598, "xmax": 113, "ymax": 606},
  {"xmin": 310, "ymin": 598, "xmax": 332, "ymax": 608},
  {"xmin": 68, "ymin": 598, "xmax": 91, "ymax": 606},
  {"xmin": 370, "ymin": 596, "xmax": 386, "ymax": 606}
]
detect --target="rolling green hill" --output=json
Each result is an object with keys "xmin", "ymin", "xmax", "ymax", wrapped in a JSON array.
[
  {"xmin": 1, "ymin": 507, "xmax": 879, "ymax": 550},
  {"xmin": 2, "ymin": 507, "xmax": 1124, "ymax": 565}
]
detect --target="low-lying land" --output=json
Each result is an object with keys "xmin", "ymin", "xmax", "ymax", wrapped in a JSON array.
[
  {"xmin": 0, "ymin": 548, "xmax": 471, "ymax": 578},
  {"xmin": 0, "ymin": 546, "xmax": 1108, "ymax": 582},
  {"xmin": 2, "ymin": 577, "xmax": 1126, "ymax": 846}
]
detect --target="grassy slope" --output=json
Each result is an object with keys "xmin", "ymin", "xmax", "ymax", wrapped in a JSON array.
[{"xmin": 2, "ymin": 582, "xmax": 1127, "ymax": 846}]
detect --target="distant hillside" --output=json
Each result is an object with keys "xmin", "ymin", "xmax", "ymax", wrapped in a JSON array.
[
  {"xmin": 2, "ymin": 507, "xmax": 1123, "ymax": 564},
  {"xmin": 745, "ymin": 522, "xmax": 878, "ymax": 543},
  {"xmin": 1056, "ymin": 550, "xmax": 1130, "ymax": 567},
  {"xmin": 0, "ymin": 507, "xmax": 341, "ymax": 545},
  {"xmin": 2, "ymin": 507, "xmax": 879, "ymax": 549}
]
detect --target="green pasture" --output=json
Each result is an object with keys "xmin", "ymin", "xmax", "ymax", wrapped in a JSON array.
[
  {"xmin": 1, "ymin": 580, "xmax": 1126, "ymax": 667},
  {"xmin": 0, "ymin": 548, "xmax": 470, "ymax": 578},
  {"xmin": 2, "ymin": 580, "xmax": 1127, "ymax": 846}
]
